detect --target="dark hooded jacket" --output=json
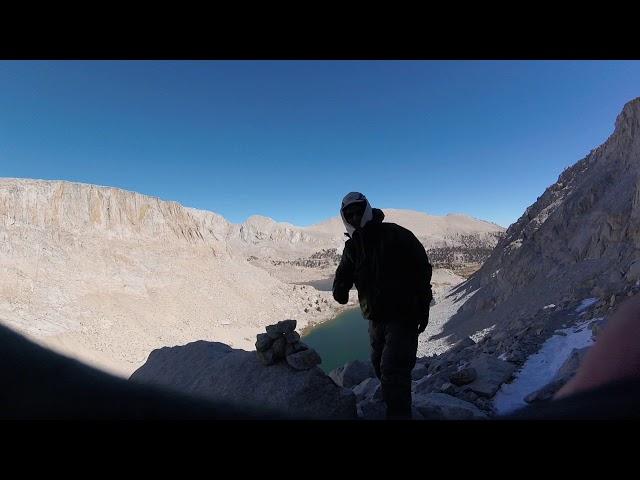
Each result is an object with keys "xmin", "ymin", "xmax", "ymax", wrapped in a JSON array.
[{"xmin": 333, "ymin": 208, "xmax": 433, "ymax": 322}]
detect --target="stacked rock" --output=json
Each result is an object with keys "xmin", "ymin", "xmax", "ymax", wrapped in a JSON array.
[{"xmin": 255, "ymin": 319, "xmax": 322, "ymax": 371}]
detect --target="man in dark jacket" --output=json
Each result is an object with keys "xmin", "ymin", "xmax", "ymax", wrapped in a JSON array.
[{"xmin": 332, "ymin": 192, "xmax": 433, "ymax": 419}]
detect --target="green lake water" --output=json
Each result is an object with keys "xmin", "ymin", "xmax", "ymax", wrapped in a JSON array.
[{"xmin": 302, "ymin": 308, "xmax": 371, "ymax": 373}]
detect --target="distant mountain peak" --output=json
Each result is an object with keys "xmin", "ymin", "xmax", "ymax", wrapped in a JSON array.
[{"xmin": 614, "ymin": 96, "xmax": 640, "ymax": 137}]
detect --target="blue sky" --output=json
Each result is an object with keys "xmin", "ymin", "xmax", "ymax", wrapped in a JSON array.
[{"xmin": 1, "ymin": 60, "xmax": 639, "ymax": 228}]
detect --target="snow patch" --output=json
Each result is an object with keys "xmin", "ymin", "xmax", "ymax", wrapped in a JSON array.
[
  {"xmin": 576, "ymin": 297, "xmax": 598, "ymax": 313},
  {"xmin": 493, "ymin": 318, "xmax": 599, "ymax": 415}
]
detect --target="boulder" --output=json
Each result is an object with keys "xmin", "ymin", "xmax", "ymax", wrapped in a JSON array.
[
  {"xmin": 285, "ymin": 331, "xmax": 301, "ymax": 344},
  {"xmin": 557, "ymin": 346, "xmax": 590, "ymax": 378},
  {"xmin": 413, "ymin": 393, "xmax": 488, "ymax": 420},
  {"xmin": 465, "ymin": 354, "xmax": 517, "ymax": 398},
  {"xmin": 413, "ymin": 372, "xmax": 450, "ymax": 395},
  {"xmin": 589, "ymin": 318, "xmax": 608, "ymax": 339},
  {"xmin": 286, "ymin": 348, "xmax": 322, "ymax": 371},
  {"xmin": 265, "ymin": 325, "xmax": 282, "ymax": 339},
  {"xmin": 329, "ymin": 359, "xmax": 376, "ymax": 388},
  {"xmin": 449, "ymin": 367, "xmax": 477, "ymax": 386},
  {"xmin": 417, "ymin": 355, "xmax": 435, "ymax": 368},
  {"xmin": 256, "ymin": 348, "xmax": 276, "ymax": 366},
  {"xmin": 524, "ymin": 378, "xmax": 566, "ymax": 403},
  {"xmin": 450, "ymin": 337, "xmax": 476, "ymax": 352},
  {"xmin": 439, "ymin": 382, "xmax": 458, "ymax": 395},
  {"xmin": 352, "ymin": 377, "xmax": 381, "ymax": 402},
  {"xmin": 412, "ymin": 363, "xmax": 429, "ymax": 381},
  {"xmin": 276, "ymin": 319, "xmax": 297, "ymax": 334},
  {"xmin": 255, "ymin": 333, "xmax": 274, "ymax": 352},
  {"xmin": 357, "ymin": 399, "xmax": 386, "ymax": 420},
  {"xmin": 625, "ymin": 260, "xmax": 640, "ymax": 282},
  {"xmin": 458, "ymin": 390, "xmax": 479, "ymax": 403},
  {"xmin": 271, "ymin": 337, "xmax": 287, "ymax": 359},
  {"xmin": 473, "ymin": 397, "xmax": 494, "ymax": 412},
  {"xmin": 427, "ymin": 356, "xmax": 453, "ymax": 375},
  {"xmin": 504, "ymin": 349, "xmax": 527, "ymax": 364},
  {"xmin": 130, "ymin": 340, "xmax": 356, "ymax": 419},
  {"xmin": 285, "ymin": 341, "xmax": 309, "ymax": 357}
]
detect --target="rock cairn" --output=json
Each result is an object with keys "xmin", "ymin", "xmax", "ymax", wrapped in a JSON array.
[{"xmin": 255, "ymin": 319, "xmax": 322, "ymax": 370}]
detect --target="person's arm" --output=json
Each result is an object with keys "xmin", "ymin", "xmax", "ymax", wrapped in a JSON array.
[
  {"xmin": 410, "ymin": 233, "xmax": 433, "ymax": 333},
  {"xmin": 333, "ymin": 240, "xmax": 355, "ymax": 304}
]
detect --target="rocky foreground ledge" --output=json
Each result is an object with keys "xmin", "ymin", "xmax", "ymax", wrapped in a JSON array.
[
  {"xmin": 130, "ymin": 283, "xmax": 621, "ymax": 420},
  {"xmin": 128, "ymin": 318, "xmax": 509, "ymax": 420},
  {"xmin": 129, "ymin": 341, "xmax": 356, "ymax": 419}
]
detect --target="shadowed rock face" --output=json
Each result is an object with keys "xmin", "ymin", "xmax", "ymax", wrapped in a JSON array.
[
  {"xmin": 0, "ymin": 323, "xmax": 282, "ymax": 420},
  {"xmin": 435, "ymin": 97, "xmax": 640, "ymax": 342},
  {"xmin": 130, "ymin": 340, "xmax": 357, "ymax": 419}
]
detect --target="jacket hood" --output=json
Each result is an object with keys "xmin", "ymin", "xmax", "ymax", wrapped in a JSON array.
[
  {"xmin": 371, "ymin": 208, "xmax": 385, "ymax": 224},
  {"xmin": 340, "ymin": 192, "xmax": 383, "ymax": 237}
]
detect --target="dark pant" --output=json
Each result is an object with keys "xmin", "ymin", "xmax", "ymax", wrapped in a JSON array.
[{"xmin": 368, "ymin": 319, "xmax": 419, "ymax": 420}]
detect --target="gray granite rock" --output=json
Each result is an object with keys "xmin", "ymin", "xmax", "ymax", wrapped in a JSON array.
[
  {"xmin": 505, "ymin": 349, "xmax": 527, "ymax": 364},
  {"xmin": 427, "ymin": 356, "xmax": 453, "ymax": 375},
  {"xmin": 557, "ymin": 346, "xmax": 590, "ymax": 378},
  {"xmin": 357, "ymin": 399, "xmax": 386, "ymax": 420},
  {"xmin": 449, "ymin": 367, "xmax": 477, "ymax": 386},
  {"xmin": 265, "ymin": 324, "xmax": 282, "ymax": 339},
  {"xmin": 524, "ymin": 378, "xmax": 566, "ymax": 403},
  {"xmin": 412, "ymin": 363, "xmax": 429, "ymax": 381},
  {"xmin": 256, "ymin": 348, "xmax": 276, "ymax": 366},
  {"xmin": 439, "ymin": 382, "xmax": 458, "ymax": 395},
  {"xmin": 473, "ymin": 397, "xmax": 494, "ymax": 412},
  {"xmin": 286, "ymin": 348, "xmax": 322, "ymax": 370},
  {"xmin": 285, "ymin": 340, "xmax": 309, "ymax": 357},
  {"xmin": 589, "ymin": 318, "xmax": 608, "ymax": 340},
  {"xmin": 413, "ymin": 372, "xmax": 450, "ymax": 395},
  {"xmin": 459, "ymin": 389, "xmax": 479, "ymax": 403},
  {"xmin": 465, "ymin": 354, "xmax": 516, "ymax": 398},
  {"xmin": 130, "ymin": 340, "xmax": 355, "ymax": 419},
  {"xmin": 352, "ymin": 377, "xmax": 381, "ymax": 402},
  {"xmin": 449, "ymin": 337, "xmax": 476, "ymax": 355},
  {"xmin": 626, "ymin": 260, "xmax": 640, "ymax": 282},
  {"xmin": 271, "ymin": 337, "xmax": 287, "ymax": 359},
  {"xmin": 329, "ymin": 359, "xmax": 376, "ymax": 388},
  {"xmin": 413, "ymin": 392, "xmax": 488, "ymax": 420},
  {"xmin": 255, "ymin": 333, "xmax": 274, "ymax": 352},
  {"xmin": 276, "ymin": 319, "xmax": 297, "ymax": 334},
  {"xmin": 285, "ymin": 331, "xmax": 301, "ymax": 344}
]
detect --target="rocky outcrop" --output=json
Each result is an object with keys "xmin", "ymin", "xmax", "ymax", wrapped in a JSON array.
[
  {"xmin": 328, "ymin": 360, "xmax": 376, "ymax": 388},
  {"xmin": 130, "ymin": 340, "xmax": 357, "ymax": 419},
  {"xmin": 435, "ymin": 97, "xmax": 640, "ymax": 342},
  {"xmin": 352, "ymin": 377, "xmax": 381, "ymax": 402},
  {"xmin": 463, "ymin": 355, "xmax": 517, "ymax": 398},
  {"xmin": 413, "ymin": 393, "xmax": 488, "ymax": 420},
  {"xmin": 426, "ymin": 232, "xmax": 505, "ymax": 277},
  {"xmin": 0, "ymin": 179, "xmax": 230, "ymax": 246},
  {"xmin": 254, "ymin": 319, "xmax": 322, "ymax": 370},
  {"xmin": 334, "ymin": 335, "xmax": 522, "ymax": 419},
  {"xmin": 449, "ymin": 367, "xmax": 477, "ymax": 386}
]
